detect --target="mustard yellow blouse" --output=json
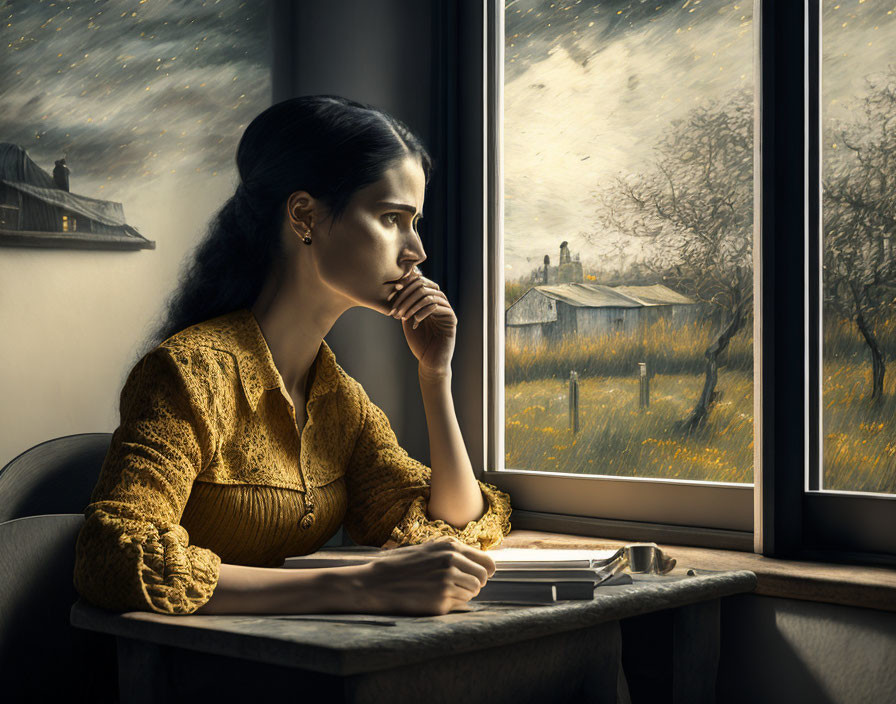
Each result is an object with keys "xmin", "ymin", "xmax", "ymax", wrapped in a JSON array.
[{"xmin": 73, "ymin": 307, "xmax": 512, "ymax": 615}]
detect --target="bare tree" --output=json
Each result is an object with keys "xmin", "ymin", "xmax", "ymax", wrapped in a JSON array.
[
  {"xmin": 590, "ymin": 88, "xmax": 753, "ymax": 433},
  {"xmin": 823, "ymin": 66, "xmax": 896, "ymax": 402}
]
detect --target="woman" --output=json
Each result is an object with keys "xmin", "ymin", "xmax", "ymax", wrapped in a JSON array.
[{"xmin": 73, "ymin": 95, "xmax": 512, "ymax": 617}]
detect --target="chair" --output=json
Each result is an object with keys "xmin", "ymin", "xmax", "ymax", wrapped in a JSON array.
[
  {"xmin": 0, "ymin": 513, "xmax": 118, "ymax": 703},
  {"xmin": 0, "ymin": 433, "xmax": 113, "ymax": 522}
]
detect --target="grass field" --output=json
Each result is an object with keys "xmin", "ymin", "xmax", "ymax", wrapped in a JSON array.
[
  {"xmin": 822, "ymin": 315, "xmax": 896, "ymax": 493},
  {"xmin": 502, "ymin": 316, "xmax": 895, "ymax": 492},
  {"xmin": 505, "ymin": 318, "xmax": 753, "ymax": 384},
  {"xmin": 504, "ymin": 369, "xmax": 754, "ymax": 482},
  {"xmin": 822, "ymin": 361, "xmax": 896, "ymax": 493}
]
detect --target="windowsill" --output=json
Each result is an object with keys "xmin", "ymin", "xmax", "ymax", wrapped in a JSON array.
[{"xmin": 501, "ymin": 529, "xmax": 896, "ymax": 613}]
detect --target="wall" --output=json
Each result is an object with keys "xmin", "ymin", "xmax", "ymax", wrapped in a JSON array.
[
  {"xmin": 0, "ymin": 176, "xmax": 237, "ymax": 468},
  {"xmin": 717, "ymin": 594, "xmax": 896, "ymax": 704}
]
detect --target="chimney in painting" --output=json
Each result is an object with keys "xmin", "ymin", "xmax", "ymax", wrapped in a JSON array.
[
  {"xmin": 543, "ymin": 254, "xmax": 550, "ymax": 284},
  {"xmin": 559, "ymin": 240, "xmax": 570, "ymax": 264},
  {"xmin": 53, "ymin": 157, "xmax": 70, "ymax": 192},
  {"xmin": 558, "ymin": 241, "xmax": 584, "ymax": 283}
]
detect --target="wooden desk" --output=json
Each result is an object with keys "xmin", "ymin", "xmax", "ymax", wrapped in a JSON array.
[{"xmin": 71, "ymin": 570, "xmax": 755, "ymax": 704}]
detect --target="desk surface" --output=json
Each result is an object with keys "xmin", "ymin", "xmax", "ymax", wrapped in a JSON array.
[{"xmin": 71, "ymin": 570, "xmax": 755, "ymax": 676}]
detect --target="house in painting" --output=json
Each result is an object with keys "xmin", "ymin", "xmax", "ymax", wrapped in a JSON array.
[
  {"xmin": 0, "ymin": 142, "xmax": 154, "ymax": 250},
  {"xmin": 504, "ymin": 281, "xmax": 707, "ymax": 349}
]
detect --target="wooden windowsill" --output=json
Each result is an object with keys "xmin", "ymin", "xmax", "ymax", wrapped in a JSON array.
[{"xmin": 501, "ymin": 529, "xmax": 896, "ymax": 613}]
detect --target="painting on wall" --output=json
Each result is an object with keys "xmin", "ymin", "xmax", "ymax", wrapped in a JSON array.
[{"xmin": 0, "ymin": 0, "xmax": 271, "ymax": 251}]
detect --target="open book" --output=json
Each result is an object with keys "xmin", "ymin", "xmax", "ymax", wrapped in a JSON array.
[{"xmin": 282, "ymin": 545, "xmax": 636, "ymax": 603}]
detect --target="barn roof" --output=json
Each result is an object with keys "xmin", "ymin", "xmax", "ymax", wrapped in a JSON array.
[
  {"xmin": 0, "ymin": 178, "xmax": 129, "ymax": 227},
  {"xmin": 533, "ymin": 283, "xmax": 643, "ymax": 308},
  {"xmin": 508, "ymin": 282, "xmax": 698, "ymax": 312},
  {"xmin": 0, "ymin": 142, "xmax": 57, "ymax": 189},
  {"xmin": 610, "ymin": 284, "xmax": 696, "ymax": 306}
]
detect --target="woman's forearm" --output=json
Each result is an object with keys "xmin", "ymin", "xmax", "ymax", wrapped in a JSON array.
[
  {"xmin": 193, "ymin": 562, "xmax": 367, "ymax": 615},
  {"xmin": 417, "ymin": 367, "xmax": 488, "ymax": 528}
]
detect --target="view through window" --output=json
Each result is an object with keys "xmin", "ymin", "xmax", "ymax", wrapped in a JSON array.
[
  {"xmin": 821, "ymin": 1, "xmax": 896, "ymax": 495},
  {"xmin": 503, "ymin": 0, "xmax": 754, "ymax": 483}
]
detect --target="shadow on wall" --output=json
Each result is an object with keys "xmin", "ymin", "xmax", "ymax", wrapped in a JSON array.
[{"xmin": 717, "ymin": 594, "xmax": 896, "ymax": 704}]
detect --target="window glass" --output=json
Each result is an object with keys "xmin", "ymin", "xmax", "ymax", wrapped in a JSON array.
[
  {"xmin": 821, "ymin": 1, "xmax": 896, "ymax": 495},
  {"xmin": 503, "ymin": 0, "xmax": 754, "ymax": 482}
]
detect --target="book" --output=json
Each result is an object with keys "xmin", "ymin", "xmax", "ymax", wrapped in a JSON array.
[
  {"xmin": 474, "ymin": 572, "xmax": 633, "ymax": 603},
  {"xmin": 282, "ymin": 545, "xmax": 635, "ymax": 602},
  {"xmin": 481, "ymin": 568, "xmax": 617, "ymax": 581},
  {"xmin": 282, "ymin": 545, "xmax": 626, "ymax": 570},
  {"xmin": 282, "ymin": 545, "xmax": 386, "ymax": 569},
  {"xmin": 485, "ymin": 547, "xmax": 624, "ymax": 570}
]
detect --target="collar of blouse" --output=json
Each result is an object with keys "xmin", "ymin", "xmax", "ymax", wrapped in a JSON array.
[{"xmin": 226, "ymin": 307, "xmax": 341, "ymax": 414}]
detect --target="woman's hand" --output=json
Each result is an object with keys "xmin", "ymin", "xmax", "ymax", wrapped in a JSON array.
[
  {"xmin": 351, "ymin": 537, "xmax": 496, "ymax": 616},
  {"xmin": 387, "ymin": 268, "xmax": 457, "ymax": 377}
]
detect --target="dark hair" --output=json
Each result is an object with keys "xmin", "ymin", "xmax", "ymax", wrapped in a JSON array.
[{"xmin": 138, "ymin": 94, "xmax": 433, "ymax": 358}]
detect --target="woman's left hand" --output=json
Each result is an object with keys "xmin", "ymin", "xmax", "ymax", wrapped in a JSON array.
[{"xmin": 387, "ymin": 268, "xmax": 456, "ymax": 377}]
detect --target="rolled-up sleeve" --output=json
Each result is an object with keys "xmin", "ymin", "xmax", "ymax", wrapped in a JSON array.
[
  {"xmin": 73, "ymin": 346, "xmax": 221, "ymax": 615},
  {"xmin": 342, "ymin": 381, "xmax": 512, "ymax": 550}
]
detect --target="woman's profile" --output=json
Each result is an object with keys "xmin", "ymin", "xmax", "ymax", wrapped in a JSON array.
[{"xmin": 72, "ymin": 95, "xmax": 512, "ymax": 617}]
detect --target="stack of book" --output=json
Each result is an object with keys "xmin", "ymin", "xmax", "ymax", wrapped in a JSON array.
[
  {"xmin": 283, "ymin": 545, "xmax": 635, "ymax": 603},
  {"xmin": 476, "ymin": 547, "xmax": 633, "ymax": 602}
]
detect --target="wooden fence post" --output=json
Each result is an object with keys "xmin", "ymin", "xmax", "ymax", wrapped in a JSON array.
[
  {"xmin": 569, "ymin": 370, "xmax": 579, "ymax": 434},
  {"xmin": 638, "ymin": 362, "xmax": 649, "ymax": 409}
]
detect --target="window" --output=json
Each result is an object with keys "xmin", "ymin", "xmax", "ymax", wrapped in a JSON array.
[
  {"xmin": 819, "ymin": 1, "xmax": 895, "ymax": 497},
  {"xmin": 481, "ymin": 0, "xmax": 894, "ymax": 560},
  {"xmin": 482, "ymin": 0, "xmax": 754, "ymax": 548},
  {"xmin": 61, "ymin": 214, "xmax": 77, "ymax": 232},
  {"xmin": 0, "ymin": 205, "xmax": 18, "ymax": 229},
  {"xmin": 794, "ymin": 0, "xmax": 896, "ymax": 560},
  {"xmin": 0, "ymin": 186, "xmax": 19, "ymax": 229}
]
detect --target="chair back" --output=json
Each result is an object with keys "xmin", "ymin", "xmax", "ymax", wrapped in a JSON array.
[
  {"xmin": 0, "ymin": 433, "xmax": 112, "ymax": 522},
  {"xmin": 0, "ymin": 513, "xmax": 118, "ymax": 703}
]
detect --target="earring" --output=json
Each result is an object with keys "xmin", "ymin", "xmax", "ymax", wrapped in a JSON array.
[{"xmin": 301, "ymin": 223, "xmax": 312, "ymax": 245}]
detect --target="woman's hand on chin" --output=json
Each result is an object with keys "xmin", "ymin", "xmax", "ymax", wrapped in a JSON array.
[{"xmin": 386, "ymin": 269, "xmax": 456, "ymax": 377}]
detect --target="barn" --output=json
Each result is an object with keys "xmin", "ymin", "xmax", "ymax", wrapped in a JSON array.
[
  {"xmin": 504, "ymin": 282, "xmax": 705, "ymax": 349},
  {"xmin": 0, "ymin": 142, "xmax": 153, "ymax": 250}
]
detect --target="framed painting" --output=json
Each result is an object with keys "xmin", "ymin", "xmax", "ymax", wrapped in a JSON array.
[{"xmin": 0, "ymin": 0, "xmax": 271, "ymax": 251}]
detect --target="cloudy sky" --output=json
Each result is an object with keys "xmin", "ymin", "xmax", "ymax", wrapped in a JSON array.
[
  {"xmin": 1, "ymin": 0, "xmax": 270, "ymax": 238},
  {"xmin": 502, "ymin": 0, "xmax": 896, "ymax": 280}
]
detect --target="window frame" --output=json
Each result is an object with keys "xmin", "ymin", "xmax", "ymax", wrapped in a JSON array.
[
  {"xmin": 800, "ymin": 0, "xmax": 895, "ymax": 563},
  {"xmin": 479, "ymin": 0, "xmax": 752, "ymax": 550},
  {"xmin": 756, "ymin": 0, "xmax": 895, "ymax": 565},
  {"xmin": 475, "ymin": 0, "xmax": 894, "ymax": 562}
]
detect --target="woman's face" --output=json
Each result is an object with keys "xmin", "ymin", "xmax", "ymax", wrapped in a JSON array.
[{"xmin": 303, "ymin": 155, "xmax": 427, "ymax": 314}]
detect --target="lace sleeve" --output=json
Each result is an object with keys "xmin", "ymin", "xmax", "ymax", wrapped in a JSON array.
[
  {"xmin": 342, "ymin": 381, "xmax": 512, "ymax": 550},
  {"xmin": 73, "ymin": 346, "xmax": 222, "ymax": 615}
]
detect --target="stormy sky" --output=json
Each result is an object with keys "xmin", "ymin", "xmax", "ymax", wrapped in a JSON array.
[
  {"xmin": 1, "ymin": 0, "xmax": 270, "ymax": 237},
  {"xmin": 502, "ymin": 0, "xmax": 896, "ymax": 280}
]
